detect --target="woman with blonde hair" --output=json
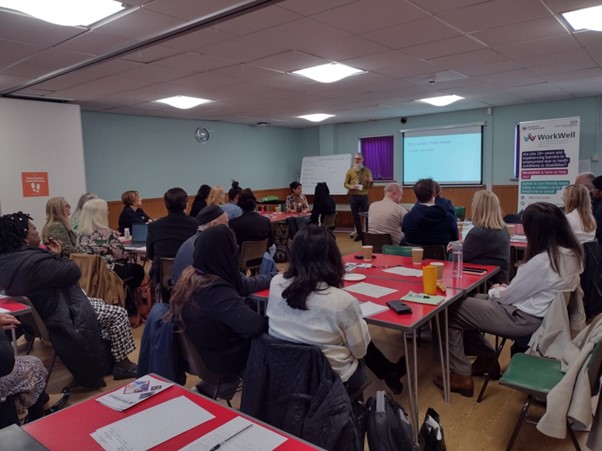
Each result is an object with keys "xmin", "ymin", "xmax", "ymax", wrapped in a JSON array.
[
  {"xmin": 41, "ymin": 197, "xmax": 76, "ymax": 256},
  {"xmin": 206, "ymin": 186, "xmax": 226, "ymax": 207},
  {"xmin": 71, "ymin": 192, "xmax": 97, "ymax": 231},
  {"xmin": 463, "ymin": 190, "xmax": 510, "ymax": 284},
  {"xmin": 563, "ymin": 184, "xmax": 596, "ymax": 243},
  {"xmin": 77, "ymin": 198, "xmax": 145, "ymax": 314}
]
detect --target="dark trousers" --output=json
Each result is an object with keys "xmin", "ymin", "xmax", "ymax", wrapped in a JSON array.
[
  {"xmin": 349, "ymin": 195, "xmax": 369, "ymax": 238},
  {"xmin": 345, "ymin": 341, "xmax": 397, "ymax": 394}
]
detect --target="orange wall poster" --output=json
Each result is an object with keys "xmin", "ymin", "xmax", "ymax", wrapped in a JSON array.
[{"xmin": 22, "ymin": 172, "xmax": 49, "ymax": 197}]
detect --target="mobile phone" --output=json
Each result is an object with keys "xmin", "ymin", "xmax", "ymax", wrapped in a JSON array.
[
  {"xmin": 386, "ymin": 300, "xmax": 412, "ymax": 315},
  {"xmin": 354, "ymin": 254, "xmax": 376, "ymax": 259},
  {"xmin": 462, "ymin": 267, "xmax": 487, "ymax": 275}
]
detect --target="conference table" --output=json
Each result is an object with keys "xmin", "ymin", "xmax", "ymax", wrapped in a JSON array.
[
  {"xmin": 23, "ymin": 375, "xmax": 319, "ymax": 450},
  {"xmin": 0, "ymin": 295, "xmax": 32, "ymax": 355},
  {"xmin": 256, "ymin": 253, "xmax": 498, "ymax": 439}
]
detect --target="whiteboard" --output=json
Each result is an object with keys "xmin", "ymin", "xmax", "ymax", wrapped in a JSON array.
[{"xmin": 300, "ymin": 154, "xmax": 352, "ymax": 195}]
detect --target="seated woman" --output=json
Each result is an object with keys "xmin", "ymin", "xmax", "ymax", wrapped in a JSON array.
[
  {"xmin": 286, "ymin": 181, "xmax": 309, "ymax": 213},
  {"xmin": 189, "ymin": 184, "xmax": 211, "ymax": 218},
  {"xmin": 267, "ymin": 225, "xmax": 406, "ymax": 394},
  {"xmin": 206, "ymin": 185, "xmax": 226, "ymax": 207},
  {"xmin": 309, "ymin": 182, "xmax": 336, "ymax": 225},
  {"xmin": 0, "ymin": 313, "xmax": 69, "ymax": 425},
  {"xmin": 167, "ymin": 225, "xmax": 270, "ymax": 376},
  {"xmin": 41, "ymin": 197, "xmax": 77, "ymax": 256},
  {"xmin": 435, "ymin": 202, "xmax": 583, "ymax": 397},
  {"xmin": 118, "ymin": 190, "xmax": 151, "ymax": 235},
  {"xmin": 222, "ymin": 180, "xmax": 243, "ymax": 220},
  {"xmin": 76, "ymin": 199, "xmax": 145, "ymax": 313},
  {"xmin": 71, "ymin": 192, "xmax": 97, "ymax": 231},
  {"xmin": 563, "ymin": 184, "xmax": 596, "ymax": 243},
  {"xmin": 462, "ymin": 190, "xmax": 510, "ymax": 285},
  {"xmin": 0, "ymin": 213, "xmax": 138, "ymax": 386}
]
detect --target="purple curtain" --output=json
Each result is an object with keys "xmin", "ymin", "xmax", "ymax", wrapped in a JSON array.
[{"xmin": 361, "ymin": 136, "xmax": 394, "ymax": 180}]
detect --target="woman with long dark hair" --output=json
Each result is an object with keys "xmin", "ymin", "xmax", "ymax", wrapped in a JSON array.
[
  {"xmin": 189, "ymin": 184, "xmax": 211, "ymax": 217},
  {"xmin": 267, "ymin": 224, "xmax": 405, "ymax": 394},
  {"xmin": 309, "ymin": 182, "xmax": 336, "ymax": 225},
  {"xmin": 167, "ymin": 225, "xmax": 270, "ymax": 375},
  {"xmin": 435, "ymin": 202, "xmax": 583, "ymax": 397}
]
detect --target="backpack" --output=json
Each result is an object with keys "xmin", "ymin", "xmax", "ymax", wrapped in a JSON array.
[{"xmin": 366, "ymin": 390, "xmax": 418, "ymax": 451}]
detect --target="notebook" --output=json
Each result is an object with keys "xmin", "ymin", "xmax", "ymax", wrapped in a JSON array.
[{"xmin": 131, "ymin": 223, "xmax": 148, "ymax": 246}]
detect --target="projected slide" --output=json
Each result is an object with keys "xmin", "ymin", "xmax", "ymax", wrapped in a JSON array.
[{"xmin": 403, "ymin": 125, "xmax": 482, "ymax": 185}]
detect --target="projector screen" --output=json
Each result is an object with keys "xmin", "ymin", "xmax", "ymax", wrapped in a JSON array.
[{"xmin": 402, "ymin": 125, "xmax": 483, "ymax": 185}]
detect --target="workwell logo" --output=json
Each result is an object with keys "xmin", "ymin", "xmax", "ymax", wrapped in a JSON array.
[
  {"xmin": 523, "ymin": 133, "xmax": 536, "ymax": 142},
  {"xmin": 523, "ymin": 131, "xmax": 576, "ymax": 142}
]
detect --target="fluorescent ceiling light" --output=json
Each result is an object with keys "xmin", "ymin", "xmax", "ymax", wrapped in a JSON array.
[
  {"xmin": 562, "ymin": 5, "xmax": 602, "ymax": 32},
  {"xmin": 416, "ymin": 95, "xmax": 464, "ymax": 107},
  {"xmin": 298, "ymin": 114, "xmax": 335, "ymax": 123},
  {"xmin": 154, "ymin": 96, "xmax": 212, "ymax": 110},
  {"xmin": 292, "ymin": 63, "xmax": 365, "ymax": 83},
  {"xmin": 0, "ymin": 0, "xmax": 125, "ymax": 26}
]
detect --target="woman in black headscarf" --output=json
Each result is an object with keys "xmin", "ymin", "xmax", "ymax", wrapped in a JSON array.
[{"xmin": 168, "ymin": 225, "xmax": 267, "ymax": 375}]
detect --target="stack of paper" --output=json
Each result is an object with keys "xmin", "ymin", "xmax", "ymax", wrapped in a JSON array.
[{"xmin": 382, "ymin": 266, "xmax": 423, "ymax": 277}]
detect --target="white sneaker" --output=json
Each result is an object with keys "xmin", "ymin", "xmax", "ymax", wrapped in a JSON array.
[{"xmin": 350, "ymin": 232, "xmax": 358, "ymax": 238}]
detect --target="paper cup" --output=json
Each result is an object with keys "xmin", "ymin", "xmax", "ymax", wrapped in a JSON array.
[
  {"xmin": 362, "ymin": 245, "xmax": 373, "ymax": 261},
  {"xmin": 411, "ymin": 248, "xmax": 423, "ymax": 264},
  {"xmin": 431, "ymin": 262, "xmax": 444, "ymax": 280}
]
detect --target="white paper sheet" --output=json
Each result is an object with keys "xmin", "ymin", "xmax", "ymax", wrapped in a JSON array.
[
  {"xmin": 382, "ymin": 266, "xmax": 423, "ymax": 277},
  {"xmin": 511, "ymin": 234, "xmax": 527, "ymax": 242},
  {"xmin": 360, "ymin": 301, "xmax": 389, "ymax": 318},
  {"xmin": 344, "ymin": 282, "xmax": 397, "ymax": 298},
  {"xmin": 96, "ymin": 375, "xmax": 173, "ymax": 411},
  {"xmin": 91, "ymin": 396, "xmax": 215, "ymax": 451},
  {"xmin": 179, "ymin": 416, "xmax": 287, "ymax": 451}
]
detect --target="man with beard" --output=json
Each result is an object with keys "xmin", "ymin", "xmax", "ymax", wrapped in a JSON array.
[{"xmin": 344, "ymin": 153, "xmax": 373, "ymax": 242}]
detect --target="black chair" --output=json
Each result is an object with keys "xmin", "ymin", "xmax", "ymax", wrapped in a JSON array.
[
  {"xmin": 321, "ymin": 212, "xmax": 337, "ymax": 230},
  {"xmin": 362, "ymin": 232, "xmax": 392, "ymax": 253},
  {"xmin": 175, "ymin": 330, "xmax": 241, "ymax": 407},
  {"xmin": 239, "ymin": 239, "xmax": 268, "ymax": 276},
  {"xmin": 406, "ymin": 244, "xmax": 447, "ymax": 260},
  {"xmin": 154, "ymin": 257, "xmax": 175, "ymax": 303}
]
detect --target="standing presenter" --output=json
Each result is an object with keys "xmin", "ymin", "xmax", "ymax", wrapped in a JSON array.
[{"xmin": 344, "ymin": 153, "xmax": 373, "ymax": 242}]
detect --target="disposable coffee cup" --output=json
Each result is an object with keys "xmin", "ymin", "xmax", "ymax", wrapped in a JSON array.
[
  {"xmin": 431, "ymin": 262, "xmax": 444, "ymax": 280},
  {"xmin": 362, "ymin": 245, "xmax": 373, "ymax": 261},
  {"xmin": 411, "ymin": 248, "xmax": 423, "ymax": 264}
]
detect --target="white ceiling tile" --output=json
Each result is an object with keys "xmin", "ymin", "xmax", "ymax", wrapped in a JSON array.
[
  {"xmin": 143, "ymin": 0, "xmax": 241, "ymax": 21},
  {"xmin": 473, "ymin": 69, "xmax": 547, "ymax": 87},
  {"xmin": 279, "ymin": 0, "xmax": 358, "ymax": 17},
  {"xmin": 506, "ymin": 82, "xmax": 570, "ymax": 101},
  {"xmin": 200, "ymin": 38, "xmax": 286, "ymax": 64},
  {"xmin": 301, "ymin": 36, "xmax": 391, "ymax": 62},
  {"xmin": 0, "ymin": 74, "xmax": 27, "ymax": 91},
  {"xmin": 120, "ymin": 46, "xmax": 181, "ymax": 63},
  {"xmin": 409, "ymin": 0, "xmax": 494, "ymax": 14},
  {"xmin": 249, "ymin": 51, "xmax": 326, "ymax": 72},
  {"xmin": 543, "ymin": 0, "xmax": 602, "ymax": 14},
  {"xmin": 311, "ymin": 0, "xmax": 427, "ymax": 34},
  {"xmin": 160, "ymin": 27, "xmax": 238, "ymax": 51},
  {"xmin": 403, "ymin": 36, "xmax": 486, "ymax": 60},
  {"xmin": 95, "ymin": 9, "xmax": 185, "ymax": 39},
  {"xmin": 55, "ymin": 31, "xmax": 135, "ymax": 55},
  {"xmin": 365, "ymin": 17, "xmax": 460, "ymax": 50},
  {"xmin": 214, "ymin": 6, "xmax": 301, "ymax": 35},
  {"xmin": 0, "ymin": 10, "xmax": 85, "ymax": 46},
  {"xmin": 471, "ymin": 17, "xmax": 569, "ymax": 47},
  {"xmin": 0, "ymin": 39, "xmax": 43, "ymax": 71},
  {"xmin": 2, "ymin": 48, "xmax": 94, "ymax": 78},
  {"xmin": 494, "ymin": 35, "xmax": 582, "ymax": 61}
]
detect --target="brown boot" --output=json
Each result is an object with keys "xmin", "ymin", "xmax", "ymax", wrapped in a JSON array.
[
  {"xmin": 471, "ymin": 357, "xmax": 501, "ymax": 380},
  {"xmin": 433, "ymin": 372, "xmax": 474, "ymax": 397}
]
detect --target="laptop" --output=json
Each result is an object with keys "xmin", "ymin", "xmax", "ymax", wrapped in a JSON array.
[{"xmin": 130, "ymin": 223, "xmax": 148, "ymax": 247}]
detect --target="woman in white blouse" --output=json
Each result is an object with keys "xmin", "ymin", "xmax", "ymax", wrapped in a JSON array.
[
  {"xmin": 435, "ymin": 202, "xmax": 583, "ymax": 398},
  {"xmin": 563, "ymin": 183, "xmax": 596, "ymax": 243}
]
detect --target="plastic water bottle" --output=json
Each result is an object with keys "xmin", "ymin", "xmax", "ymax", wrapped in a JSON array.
[
  {"xmin": 123, "ymin": 228, "xmax": 131, "ymax": 240},
  {"xmin": 451, "ymin": 241, "xmax": 463, "ymax": 277}
]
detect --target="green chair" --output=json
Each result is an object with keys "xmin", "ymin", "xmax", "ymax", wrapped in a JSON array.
[
  {"xmin": 454, "ymin": 206, "xmax": 466, "ymax": 221},
  {"xmin": 381, "ymin": 245, "xmax": 413, "ymax": 257},
  {"xmin": 499, "ymin": 340, "xmax": 602, "ymax": 450}
]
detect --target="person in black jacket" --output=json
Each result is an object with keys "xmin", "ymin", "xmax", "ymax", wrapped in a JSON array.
[
  {"xmin": 0, "ymin": 213, "xmax": 137, "ymax": 386},
  {"xmin": 309, "ymin": 182, "xmax": 336, "ymax": 225},
  {"xmin": 147, "ymin": 187, "xmax": 197, "ymax": 283},
  {"xmin": 167, "ymin": 225, "xmax": 270, "ymax": 375},
  {"xmin": 229, "ymin": 188, "xmax": 274, "ymax": 249},
  {"xmin": 402, "ymin": 178, "xmax": 458, "ymax": 246},
  {"xmin": 118, "ymin": 190, "xmax": 152, "ymax": 234}
]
